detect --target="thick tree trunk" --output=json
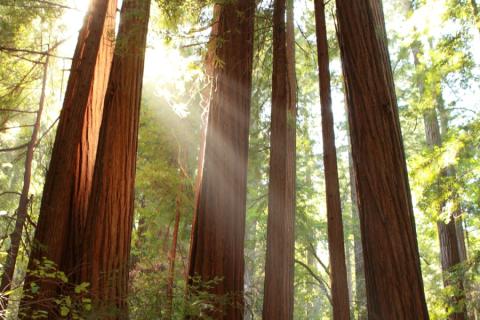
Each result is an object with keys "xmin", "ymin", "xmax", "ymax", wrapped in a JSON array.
[
  {"xmin": 80, "ymin": 0, "xmax": 150, "ymax": 315},
  {"xmin": 313, "ymin": 1, "xmax": 350, "ymax": 319},
  {"xmin": 0, "ymin": 54, "xmax": 49, "ymax": 311},
  {"xmin": 187, "ymin": 0, "xmax": 254, "ymax": 318},
  {"xmin": 335, "ymin": 0, "xmax": 429, "ymax": 318},
  {"xmin": 22, "ymin": 0, "xmax": 117, "ymax": 314},
  {"xmin": 263, "ymin": 0, "xmax": 296, "ymax": 318}
]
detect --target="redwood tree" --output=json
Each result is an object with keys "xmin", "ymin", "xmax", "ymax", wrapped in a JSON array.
[
  {"xmin": 22, "ymin": 0, "xmax": 116, "ymax": 314},
  {"xmin": 80, "ymin": 0, "xmax": 151, "ymax": 315},
  {"xmin": 335, "ymin": 0, "xmax": 430, "ymax": 317},
  {"xmin": 187, "ymin": 0, "xmax": 255, "ymax": 318},
  {"xmin": 313, "ymin": 0, "xmax": 350, "ymax": 318},
  {"xmin": 263, "ymin": 0, "xmax": 296, "ymax": 318}
]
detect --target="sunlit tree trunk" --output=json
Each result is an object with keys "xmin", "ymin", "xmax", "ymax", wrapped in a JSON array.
[
  {"xmin": 0, "ymin": 54, "xmax": 49, "ymax": 311},
  {"xmin": 80, "ymin": 0, "xmax": 150, "ymax": 315},
  {"xmin": 22, "ymin": 0, "xmax": 116, "ymax": 314},
  {"xmin": 263, "ymin": 0, "xmax": 296, "ymax": 318},
  {"xmin": 313, "ymin": 1, "xmax": 350, "ymax": 318},
  {"xmin": 187, "ymin": 0, "xmax": 255, "ymax": 318},
  {"xmin": 335, "ymin": 0, "xmax": 429, "ymax": 317}
]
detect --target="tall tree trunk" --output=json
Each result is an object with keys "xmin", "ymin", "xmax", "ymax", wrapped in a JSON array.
[
  {"xmin": 313, "ymin": 1, "xmax": 350, "ymax": 319},
  {"xmin": 166, "ymin": 147, "xmax": 186, "ymax": 318},
  {"xmin": 344, "ymin": 132, "xmax": 367, "ymax": 320},
  {"xmin": 22, "ymin": 0, "xmax": 117, "ymax": 314},
  {"xmin": 411, "ymin": 41, "xmax": 467, "ymax": 319},
  {"xmin": 424, "ymin": 108, "xmax": 466, "ymax": 320},
  {"xmin": 80, "ymin": 0, "xmax": 150, "ymax": 315},
  {"xmin": 0, "ymin": 54, "xmax": 49, "ymax": 311},
  {"xmin": 187, "ymin": 0, "xmax": 255, "ymax": 318},
  {"xmin": 263, "ymin": 0, "xmax": 296, "ymax": 318},
  {"xmin": 335, "ymin": 0, "xmax": 429, "ymax": 317}
]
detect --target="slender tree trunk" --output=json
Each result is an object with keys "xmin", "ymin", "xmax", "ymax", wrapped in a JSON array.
[
  {"xmin": 187, "ymin": 1, "xmax": 255, "ymax": 318},
  {"xmin": 345, "ymin": 142, "xmax": 367, "ymax": 320},
  {"xmin": 80, "ymin": 0, "xmax": 150, "ymax": 316},
  {"xmin": 263, "ymin": 0, "xmax": 296, "ymax": 318},
  {"xmin": 166, "ymin": 147, "xmax": 186, "ymax": 318},
  {"xmin": 313, "ymin": 1, "xmax": 350, "ymax": 318},
  {"xmin": 335, "ymin": 0, "xmax": 429, "ymax": 317},
  {"xmin": 411, "ymin": 41, "xmax": 467, "ymax": 319},
  {"xmin": 0, "ymin": 54, "xmax": 49, "ymax": 311},
  {"xmin": 22, "ymin": 0, "xmax": 117, "ymax": 314},
  {"xmin": 425, "ymin": 109, "xmax": 466, "ymax": 320}
]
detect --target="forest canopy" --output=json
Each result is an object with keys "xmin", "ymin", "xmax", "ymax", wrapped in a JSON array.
[{"xmin": 0, "ymin": 0, "xmax": 479, "ymax": 319}]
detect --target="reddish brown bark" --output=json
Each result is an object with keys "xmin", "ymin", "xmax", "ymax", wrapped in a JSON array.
[
  {"xmin": 80, "ymin": 0, "xmax": 150, "ymax": 315},
  {"xmin": 263, "ymin": 0, "xmax": 296, "ymax": 318},
  {"xmin": 335, "ymin": 0, "xmax": 429, "ymax": 318},
  {"xmin": 187, "ymin": 1, "xmax": 255, "ymax": 318},
  {"xmin": 0, "ymin": 54, "xmax": 49, "ymax": 311},
  {"xmin": 313, "ymin": 1, "xmax": 350, "ymax": 319},
  {"xmin": 22, "ymin": 0, "xmax": 117, "ymax": 313}
]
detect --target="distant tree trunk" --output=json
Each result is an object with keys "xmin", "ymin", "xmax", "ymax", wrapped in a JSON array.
[
  {"xmin": 263, "ymin": 0, "xmax": 296, "ymax": 318},
  {"xmin": 166, "ymin": 147, "xmax": 186, "ymax": 318},
  {"xmin": 344, "ymin": 132, "xmax": 367, "ymax": 320},
  {"xmin": 22, "ymin": 0, "xmax": 117, "ymax": 314},
  {"xmin": 187, "ymin": 0, "xmax": 255, "ymax": 318},
  {"xmin": 80, "ymin": 0, "xmax": 150, "ymax": 315},
  {"xmin": 335, "ymin": 0, "xmax": 430, "ymax": 317},
  {"xmin": 411, "ymin": 43, "xmax": 467, "ymax": 320},
  {"xmin": 343, "ymin": 85, "xmax": 367, "ymax": 320},
  {"xmin": 0, "ymin": 54, "xmax": 49, "ymax": 311},
  {"xmin": 313, "ymin": 1, "xmax": 350, "ymax": 319}
]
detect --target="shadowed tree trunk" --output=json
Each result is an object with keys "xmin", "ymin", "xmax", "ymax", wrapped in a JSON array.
[
  {"xmin": 335, "ymin": 0, "xmax": 429, "ymax": 318},
  {"xmin": 80, "ymin": 0, "xmax": 150, "ymax": 315},
  {"xmin": 21, "ymin": 0, "xmax": 117, "ymax": 315},
  {"xmin": 263, "ymin": 0, "xmax": 296, "ymax": 318},
  {"xmin": 313, "ymin": 1, "xmax": 350, "ymax": 318},
  {"xmin": 187, "ymin": 0, "xmax": 255, "ymax": 318},
  {"xmin": 0, "ymin": 53, "xmax": 49, "ymax": 311}
]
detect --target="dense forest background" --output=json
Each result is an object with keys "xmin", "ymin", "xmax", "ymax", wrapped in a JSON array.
[{"xmin": 0, "ymin": 0, "xmax": 479, "ymax": 319}]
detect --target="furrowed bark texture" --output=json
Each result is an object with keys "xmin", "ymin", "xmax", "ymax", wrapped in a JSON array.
[
  {"xmin": 263, "ymin": 0, "xmax": 296, "ymax": 318},
  {"xmin": 22, "ymin": 0, "xmax": 116, "ymax": 314},
  {"xmin": 81, "ymin": 0, "xmax": 150, "ymax": 315},
  {"xmin": 187, "ymin": 0, "xmax": 255, "ymax": 318},
  {"xmin": 335, "ymin": 0, "xmax": 429, "ymax": 318},
  {"xmin": 313, "ymin": 1, "xmax": 350, "ymax": 319},
  {"xmin": 1, "ymin": 55, "xmax": 49, "ymax": 311}
]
